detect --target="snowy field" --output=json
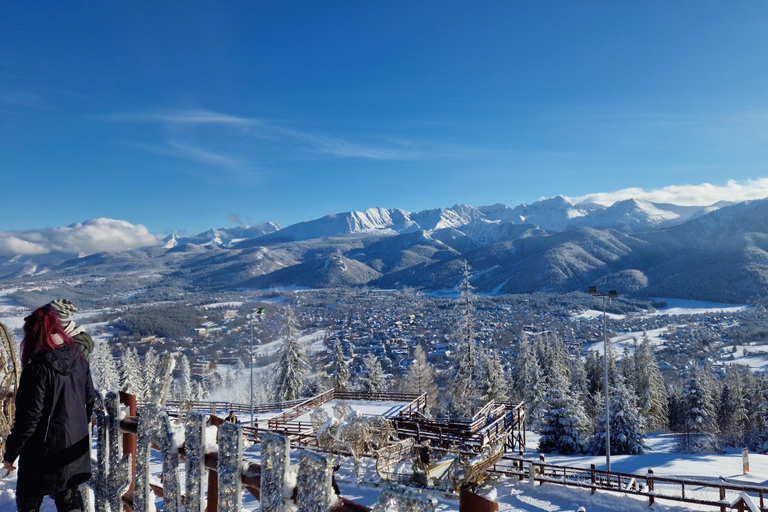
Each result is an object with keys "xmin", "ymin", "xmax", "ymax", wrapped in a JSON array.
[
  {"xmin": 253, "ymin": 330, "xmax": 328, "ymax": 357},
  {"xmin": 648, "ymin": 298, "xmax": 751, "ymax": 316},
  {"xmin": 0, "ymin": 431, "xmax": 765, "ymax": 512}
]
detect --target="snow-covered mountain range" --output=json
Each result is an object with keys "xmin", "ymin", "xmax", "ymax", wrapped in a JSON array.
[
  {"xmin": 3, "ymin": 195, "xmax": 768, "ymax": 303},
  {"xmin": 232, "ymin": 197, "xmax": 727, "ymax": 248}
]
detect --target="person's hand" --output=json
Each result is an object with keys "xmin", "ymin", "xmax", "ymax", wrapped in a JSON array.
[{"xmin": 3, "ymin": 461, "xmax": 15, "ymax": 476}]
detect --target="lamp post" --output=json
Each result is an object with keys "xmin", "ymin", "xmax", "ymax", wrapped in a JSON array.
[
  {"xmin": 249, "ymin": 307, "xmax": 265, "ymax": 427},
  {"xmin": 588, "ymin": 286, "xmax": 618, "ymax": 472}
]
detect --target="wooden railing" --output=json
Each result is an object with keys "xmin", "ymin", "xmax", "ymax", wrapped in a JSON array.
[
  {"xmin": 391, "ymin": 401, "xmax": 526, "ymax": 453},
  {"xmin": 162, "ymin": 397, "xmax": 308, "ymax": 415},
  {"xmin": 267, "ymin": 389, "xmax": 335, "ymax": 430},
  {"xmin": 490, "ymin": 456, "xmax": 768, "ymax": 512},
  {"xmin": 334, "ymin": 390, "xmax": 423, "ymax": 402},
  {"xmin": 396, "ymin": 393, "xmax": 428, "ymax": 417}
]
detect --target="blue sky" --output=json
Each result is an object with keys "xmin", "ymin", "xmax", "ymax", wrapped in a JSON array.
[{"xmin": 2, "ymin": 1, "xmax": 768, "ymax": 237}]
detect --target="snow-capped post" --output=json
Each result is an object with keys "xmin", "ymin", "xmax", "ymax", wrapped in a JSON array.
[
  {"xmin": 134, "ymin": 404, "xmax": 181, "ymax": 512},
  {"xmin": 218, "ymin": 421, "xmax": 244, "ymax": 511},
  {"xmin": 184, "ymin": 412, "xmax": 207, "ymax": 512},
  {"xmin": 89, "ymin": 392, "xmax": 131, "ymax": 512},
  {"xmin": 260, "ymin": 432, "xmax": 291, "ymax": 512},
  {"xmin": 646, "ymin": 469, "xmax": 654, "ymax": 506},
  {"xmin": 296, "ymin": 450, "xmax": 333, "ymax": 511},
  {"xmin": 720, "ymin": 476, "xmax": 727, "ymax": 507}
]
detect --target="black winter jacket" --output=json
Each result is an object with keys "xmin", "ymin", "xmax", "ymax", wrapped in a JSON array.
[{"xmin": 3, "ymin": 344, "xmax": 97, "ymax": 495}]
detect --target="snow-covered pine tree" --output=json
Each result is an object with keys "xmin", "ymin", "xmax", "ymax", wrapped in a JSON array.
[
  {"xmin": 717, "ymin": 365, "xmax": 749, "ymax": 447},
  {"xmin": 509, "ymin": 332, "xmax": 532, "ymax": 402},
  {"xmin": 569, "ymin": 351, "xmax": 594, "ymax": 434},
  {"xmin": 584, "ymin": 349, "xmax": 604, "ymax": 396},
  {"xmin": 633, "ymin": 335, "xmax": 668, "ymax": 432},
  {"xmin": 523, "ymin": 348, "xmax": 545, "ymax": 430},
  {"xmin": 329, "ymin": 337, "xmax": 350, "ymax": 391},
  {"xmin": 174, "ymin": 353, "xmax": 193, "ymax": 411},
  {"xmin": 447, "ymin": 260, "xmax": 482, "ymax": 417},
  {"xmin": 538, "ymin": 373, "xmax": 588, "ymax": 455},
  {"xmin": 405, "ymin": 344, "xmax": 438, "ymax": 415},
  {"xmin": 538, "ymin": 332, "xmax": 570, "ymax": 383},
  {"xmin": 479, "ymin": 350, "xmax": 508, "ymax": 403},
  {"xmin": 90, "ymin": 340, "xmax": 120, "ymax": 394},
  {"xmin": 120, "ymin": 346, "xmax": 144, "ymax": 399},
  {"xmin": 141, "ymin": 346, "xmax": 159, "ymax": 401},
  {"xmin": 753, "ymin": 389, "xmax": 768, "ymax": 453},
  {"xmin": 678, "ymin": 368, "xmax": 719, "ymax": 453},
  {"xmin": 273, "ymin": 307, "xmax": 309, "ymax": 402},
  {"xmin": 360, "ymin": 354, "xmax": 386, "ymax": 393},
  {"xmin": 586, "ymin": 375, "xmax": 645, "ymax": 455}
]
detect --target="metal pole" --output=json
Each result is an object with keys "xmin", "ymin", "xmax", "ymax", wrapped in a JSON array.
[
  {"xmin": 603, "ymin": 295, "xmax": 611, "ymax": 472},
  {"xmin": 250, "ymin": 317, "xmax": 254, "ymax": 427}
]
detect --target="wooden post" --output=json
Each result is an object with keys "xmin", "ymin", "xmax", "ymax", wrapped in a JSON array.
[
  {"xmin": 646, "ymin": 469, "xmax": 654, "ymax": 506},
  {"xmin": 590, "ymin": 464, "xmax": 596, "ymax": 494},
  {"xmin": 719, "ymin": 478, "xmax": 726, "ymax": 512},
  {"xmin": 206, "ymin": 468, "xmax": 218, "ymax": 512}
]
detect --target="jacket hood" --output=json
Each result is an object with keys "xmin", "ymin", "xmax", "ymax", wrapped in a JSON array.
[{"xmin": 34, "ymin": 344, "xmax": 83, "ymax": 375}]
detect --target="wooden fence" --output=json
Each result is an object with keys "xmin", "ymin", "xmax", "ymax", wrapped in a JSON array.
[{"xmin": 490, "ymin": 455, "xmax": 768, "ymax": 512}]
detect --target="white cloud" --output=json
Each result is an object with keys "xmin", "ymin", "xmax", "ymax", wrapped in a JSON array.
[
  {"xmin": 0, "ymin": 237, "xmax": 49, "ymax": 256},
  {"xmin": 567, "ymin": 178, "xmax": 768, "ymax": 207},
  {"xmin": 112, "ymin": 108, "xmax": 427, "ymax": 161},
  {"xmin": 0, "ymin": 218, "xmax": 162, "ymax": 256}
]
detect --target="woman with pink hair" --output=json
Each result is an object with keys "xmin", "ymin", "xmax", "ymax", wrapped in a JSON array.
[{"xmin": 2, "ymin": 306, "xmax": 96, "ymax": 512}]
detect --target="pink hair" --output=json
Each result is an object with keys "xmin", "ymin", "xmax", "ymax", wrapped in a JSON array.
[{"xmin": 21, "ymin": 307, "xmax": 72, "ymax": 368}]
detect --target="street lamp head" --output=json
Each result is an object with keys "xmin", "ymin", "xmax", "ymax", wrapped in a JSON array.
[
  {"xmin": 608, "ymin": 290, "xmax": 619, "ymax": 299},
  {"xmin": 588, "ymin": 286, "xmax": 598, "ymax": 296}
]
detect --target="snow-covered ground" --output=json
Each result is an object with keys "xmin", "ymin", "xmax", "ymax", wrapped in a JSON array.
[
  {"xmin": 648, "ymin": 298, "xmax": 751, "ymax": 316},
  {"xmin": 1, "ymin": 431, "xmax": 765, "ymax": 512},
  {"xmin": 253, "ymin": 330, "xmax": 328, "ymax": 357}
]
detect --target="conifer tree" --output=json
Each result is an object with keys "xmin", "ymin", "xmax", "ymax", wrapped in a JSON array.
[
  {"xmin": 509, "ymin": 332, "xmax": 532, "ymax": 402},
  {"xmin": 586, "ymin": 376, "xmax": 645, "ymax": 456},
  {"xmin": 273, "ymin": 307, "xmax": 309, "ymax": 402},
  {"xmin": 523, "ymin": 350, "xmax": 545, "ymax": 429},
  {"xmin": 753, "ymin": 389, "xmax": 768, "ymax": 453},
  {"xmin": 120, "ymin": 346, "xmax": 144, "ymax": 399},
  {"xmin": 633, "ymin": 336, "xmax": 668, "ymax": 431},
  {"xmin": 90, "ymin": 340, "xmax": 120, "ymax": 393},
  {"xmin": 538, "ymin": 373, "xmax": 588, "ymax": 455},
  {"xmin": 584, "ymin": 349, "xmax": 604, "ymax": 397},
  {"xmin": 360, "ymin": 354, "xmax": 386, "ymax": 393},
  {"xmin": 405, "ymin": 344, "xmax": 438, "ymax": 414},
  {"xmin": 447, "ymin": 261, "xmax": 482, "ymax": 417},
  {"xmin": 175, "ymin": 353, "xmax": 193, "ymax": 410},
  {"xmin": 538, "ymin": 332, "xmax": 570, "ymax": 383},
  {"xmin": 569, "ymin": 351, "xmax": 594, "ymax": 434},
  {"xmin": 678, "ymin": 369, "xmax": 719, "ymax": 453},
  {"xmin": 141, "ymin": 347, "xmax": 159, "ymax": 400},
  {"xmin": 329, "ymin": 337, "xmax": 350, "ymax": 391},
  {"xmin": 479, "ymin": 350, "xmax": 508, "ymax": 403}
]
